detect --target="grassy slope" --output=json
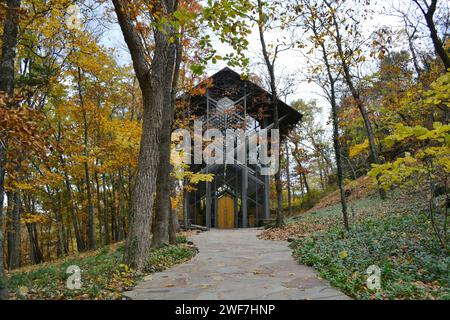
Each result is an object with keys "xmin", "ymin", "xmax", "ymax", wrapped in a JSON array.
[
  {"xmin": 7, "ymin": 236, "xmax": 197, "ymax": 300},
  {"xmin": 261, "ymin": 189, "xmax": 450, "ymax": 300}
]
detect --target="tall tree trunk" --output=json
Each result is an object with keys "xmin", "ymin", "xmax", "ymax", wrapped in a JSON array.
[
  {"xmin": 300, "ymin": 175, "xmax": 305, "ymax": 202},
  {"xmin": 55, "ymin": 191, "xmax": 68, "ymax": 257},
  {"xmin": 317, "ymin": 157, "xmax": 325, "ymax": 190},
  {"xmin": 63, "ymin": 171, "xmax": 85, "ymax": 252},
  {"xmin": 313, "ymin": 15, "xmax": 350, "ymax": 231},
  {"xmin": 168, "ymin": 176, "xmax": 179, "ymax": 244},
  {"xmin": 169, "ymin": 207, "xmax": 179, "ymax": 244},
  {"xmin": 94, "ymin": 171, "xmax": 103, "ymax": 246},
  {"xmin": 152, "ymin": 134, "xmax": 172, "ymax": 247},
  {"xmin": 117, "ymin": 172, "xmax": 125, "ymax": 241},
  {"xmin": 77, "ymin": 68, "xmax": 96, "ymax": 250},
  {"xmin": 8, "ymin": 157, "xmax": 24, "ymax": 270},
  {"xmin": 257, "ymin": 0, "xmax": 284, "ymax": 227},
  {"xmin": 0, "ymin": 0, "xmax": 22, "ymax": 300},
  {"xmin": 66, "ymin": 208, "xmax": 74, "ymax": 253},
  {"xmin": 404, "ymin": 19, "xmax": 422, "ymax": 78},
  {"xmin": 413, "ymin": 0, "xmax": 450, "ymax": 70},
  {"xmin": 102, "ymin": 174, "xmax": 110, "ymax": 245},
  {"xmin": 153, "ymin": 34, "xmax": 182, "ymax": 248},
  {"xmin": 53, "ymin": 120, "xmax": 68, "ymax": 256},
  {"xmin": 113, "ymin": 0, "xmax": 179, "ymax": 271},
  {"xmin": 111, "ymin": 179, "xmax": 117, "ymax": 241},
  {"xmin": 9, "ymin": 191, "xmax": 21, "ymax": 269},
  {"xmin": 24, "ymin": 197, "xmax": 43, "ymax": 264},
  {"xmin": 292, "ymin": 149, "xmax": 311, "ymax": 196},
  {"xmin": 126, "ymin": 168, "xmax": 133, "ymax": 238},
  {"xmin": 285, "ymin": 143, "xmax": 293, "ymax": 216},
  {"xmin": 325, "ymin": 0, "xmax": 386, "ymax": 199},
  {"xmin": 0, "ymin": 0, "xmax": 20, "ymax": 95},
  {"xmin": 301, "ymin": 172, "xmax": 310, "ymax": 194},
  {"xmin": 0, "ymin": 174, "xmax": 6, "ymax": 298},
  {"xmin": 26, "ymin": 223, "xmax": 43, "ymax": 265},
  {"xmin": 6, "ymin": 193, "xmax": 13, "ymax": 268}
]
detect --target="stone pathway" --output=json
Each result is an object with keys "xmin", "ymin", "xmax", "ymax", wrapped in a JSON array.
[{"xmin": 124, "ymin": 229, "xmax": 349, "ymax": 300}]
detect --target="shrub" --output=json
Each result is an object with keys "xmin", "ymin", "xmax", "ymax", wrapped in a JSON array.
[{"xmin": 291, "ymin": 213, "xmax": 450, "ymax": 300}]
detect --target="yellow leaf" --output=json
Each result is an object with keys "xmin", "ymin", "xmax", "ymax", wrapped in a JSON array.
[
  {"xmin": 339, "ymin": 250, "xmax": 348, "ymax": 259},
  {"xmin": 19, "ymin": 286, "xmax": 29, "ymax": 296},
  {"xmin": 349, "ymin": 140, "xmax": 369, "ymax": 158}
]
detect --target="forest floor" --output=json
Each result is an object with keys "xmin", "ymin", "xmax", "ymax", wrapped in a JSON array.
[
  {"xmin": 6, "ymin": 234, "xmax": 197, "ymax": 300},
  {"xmin": 305, "ymin": 176, "xmax": 377, "ymax": 213},
  {"xmin": 260, "ymin": 185, "xmax": 450, "ymax": 300}
]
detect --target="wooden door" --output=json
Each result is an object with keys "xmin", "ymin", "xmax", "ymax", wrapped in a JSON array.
[{"xmin": 217, "ymin": 195, "xmax": 235, "ymax": 229}]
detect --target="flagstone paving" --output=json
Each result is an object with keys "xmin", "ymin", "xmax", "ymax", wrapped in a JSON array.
[{"xmin": 124, "ymin": 229, "xmax": 350, "ymax": 300}]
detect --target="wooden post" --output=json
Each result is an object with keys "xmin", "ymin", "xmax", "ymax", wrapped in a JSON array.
[
  {"xmin": 184, "ymin": 188, "xmax": 189, "ymax": 228},
  {"xmin": 234, "ymin": 194, "xmax": 238, "ymax": 228},
  {"xmin": 206, "ymin": 181, "xmax": 212, "ymax": 228},
  {"xmin": 263, "ymin": 174, "xmax": 270, "ymax": 221},
  {"xmin": 194, "ymin": 190, "xmax": 197, "ymax": 225},
  {"xmin": 255, "ymin": 181, "xmax": 259, "ymax": 227},
  {"xmin": 242, "ymin": 165, "xmax": 248, "ymax": 228},
  {"xmin": 263, "ymin": 118, "xmax": 270, "ymax": 222},
  {"xmin": 205, "ymin": 90, "xmax": 211, "ymax": 228},
  {"xmin": 214, "ymin": 178, "xmax": 218, "ymax": 228},
  {"xmin": 235, "ymin": 171, "xmax": 239, "ymax": 228}
]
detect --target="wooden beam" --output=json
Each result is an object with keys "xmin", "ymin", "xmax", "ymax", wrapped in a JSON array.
[
  {"xmin": 255, "ymin": 181, "xmax": 259, "ymax": 227},
  {"xmin": 263, "ymin": 117, "xmax": 271, "ymax": 221},
  {"xmin": 263, "ymin": 174, "xmax": 270, "ymax": 221},
  {"xmin": 242, "ymin": 165, "xmax": 248, "ymax": 228},
  {"xmin": 235, "ymin": 169, "xmax": 239, "ymax": 228},
  {"xmin": 214, "ymin": 178, "xmax": 218, "ymax": 228},
  {"xmin": 184, "ymin": 188, "xmax": 190, "ymax": 228},
  {"xmin": 206, "ymin": 181, "xmax": 212, "ymax": 228}
]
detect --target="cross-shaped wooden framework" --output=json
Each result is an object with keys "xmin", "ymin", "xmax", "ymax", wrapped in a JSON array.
[{"xmin": 179, "ymin": 68, "xmax": 302, "ymax": 229}]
